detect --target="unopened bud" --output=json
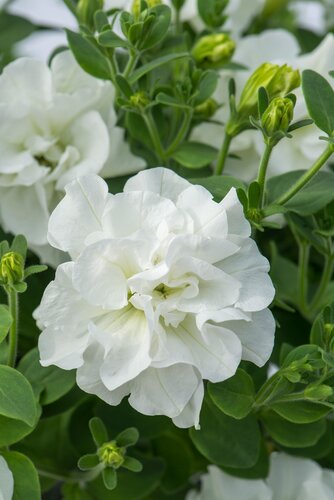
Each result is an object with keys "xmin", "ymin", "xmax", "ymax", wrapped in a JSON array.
[
  {"xmin": 98, "ymin": 441, "xmax": 125, "ymax": 469},
  {"xmin": 194, "ymin": 98, "xmax": 219, "ymax": 119},
  {"xmin": 0, "ymin": 252, "xmax": 24, "ymax": 284},
  {"xmin": 129, "ymin": 91, "xmax": 150, "ymax": 109},
  {"xmin": 262, "ymin": 97, "xmax": 294, "ymax": 137},
  {"xmin": 132, "ymin": 0, "xmax": 161, "ymax": 17},
  {"xmin": 304, "ymin": 384, "xmax": 333, "ymax": 401},
  {"xmin": 77, "ymin": 0, "xmax": 104, "ymax": 29},
  {"xmin": 246, "ymin": 208, "xmax": 263, "ymax": 224},
  {"xmin": 192, "ymin": 33, "xmax": 235, "ymax": 69}
]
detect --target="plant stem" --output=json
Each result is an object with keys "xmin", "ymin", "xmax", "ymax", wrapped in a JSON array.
[
  {"xmin": 166, "ymin": 110, "xmax": 192, "ymax": 156},
  {"xmin": 309, "ymin": 254, "xmax": 334, "ymax": 312},
  {"xmin": 274, "ymin": 144, "xmax": 334, "ymax": 206},
  {"xmin": 142, "ymin": 112, "xmax": 166, "ymax": 163},
  {"xmin": 123, "ymin": 51, "xmax": 138, "ymax": 79},
  {"xmin": 215, "ymin": 133, "xmax": 232, "ymax": 175},
  {"xmin": 7, "ymin": 288, "xmax": 18, "ymax": 367},
  {"xmin": 298, "ymin": 242, "xmax": 310, "ymax": 313},
  {"xmin": 257, "ymin": 143, "xmax": 273, "ymax": 208}
]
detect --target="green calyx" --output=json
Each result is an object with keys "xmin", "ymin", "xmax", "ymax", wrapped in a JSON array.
[
  {"xmin": 0, "ymin": 252, "xmax": 24, "ymax": 285},
  {"xmin": 192, "ymin": 33, "xmax": 235, "ymax": 69},
  {"xmin": 129, "ymin": 91, "xmax": 150, "ymax": 109},
  {"xmin": 98, "ymin": 441, "xmax": 126, "ymax": 469}
]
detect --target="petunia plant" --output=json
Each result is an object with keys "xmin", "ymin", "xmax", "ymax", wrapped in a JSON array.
[{"xmin": 1, "ymin": 0, "xmax": 334, "ymax": 499}]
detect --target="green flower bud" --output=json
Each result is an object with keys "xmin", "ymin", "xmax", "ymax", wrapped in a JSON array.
[
  {"xmin": 261, "ymin": 96, "xmax": 294, "ymax": 137},
  {"xmin": 98, "ymin": 441, "xmax": 125, "ymax": 469},
  {"xmin": 246, "ymin": 208, "xmax": 263, "ymax": 224},
  {"xmin": 194, "ymin": 98, "xmax": 219, "ymax": 119},
  {"xmin": 304, "ymin": 384, "xmax": 333, "ymax": 401},
  {"xmin": 0, "ymin": 252, "xmax": 24, "ymax": 284},
  {"xmin": 132, "ymin": 0, "xmax": 162, "ymax": 17},
  {"xmin": 77, "ymin": 0, "xmax": 104, "ymax": 30},
  {"xmin": 234, "ymin": 63, "xmax": 300, "ymax": 126},
  {"xmin": 192, "ymin": 33, "xmax": 235, "ymax": 69},
  {"xmin": 129, "ymin": 91, "xmax": 150, "ymax": 109}
]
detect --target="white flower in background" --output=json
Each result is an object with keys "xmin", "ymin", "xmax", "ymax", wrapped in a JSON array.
[
  {"xmin": 35, "ymin": 167, "xmax": 275, "ymax": 428},
  {"xmin": 193, "ymin": 30, "xmax": 334, "ymax": 182},
  {"xmin": 0, "ymin": 456, "xmax": 14, "ymax": 500},
  {"xmin": 187, "ymin": 453, "xmax": 334, "ymax": 500},
  {"xmin": 0, "ymin": 50, "xmax": 145, "ymax": 265}
]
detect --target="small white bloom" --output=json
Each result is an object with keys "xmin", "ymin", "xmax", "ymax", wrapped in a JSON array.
[
  {"xmin": 187, "ymin": 452, "xmax": 334, "ymax": 500},
  {"xmin": 0, "ymin": 456, "xmax": 14, "ymax": 500},
  {"xmin": 0, "ymin": 50, "xmax": 144, "ymax": 264},
  {"xmin": 193, "ymin": 30, "xmax": 334, "ymax": 181},
  {"xmin": 36, "ymin": 167, "xmax": 275, "ymax": 428}
]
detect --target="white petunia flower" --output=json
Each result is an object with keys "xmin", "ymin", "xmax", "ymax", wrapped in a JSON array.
[
  {"xmin": 35, "ymin": 167, "xmax": 275, "ymax": 428},
  {"xmin": 0, "ymin": 50, "xmax": 145, "ymax": 265},
  {"xmin": 0, "ymin": 456, "xmax": 14, "ymax": 500},
  {"xmin": 187, "ymin": 452, "xmax": 334, "ymax": 500},
  {"xmin": 192, "ymin": 30, "xmax": 334, "ymax": 182}
]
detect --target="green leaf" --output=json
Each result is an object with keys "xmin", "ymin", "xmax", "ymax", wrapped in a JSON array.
[
  {"xmin": 208, "ymin": 369, "xmax": 256, "ymax": 419},
  {"xmin": 62, "ymin": 483, "xmax": 92, "ymax": 500},
  {"xmin": 17, "ymin": 348, "xmax": 76, "ymax": 405},
  {"xmin": 129, "ymin": 52, "xmax": 189, "ymax": 84},
  {"xmin": 78, "ymin": 453, "xmax": 100, "ymax": 471},
  {"xmin": 103, "ymin": 467, "xmax": 118, "ymax": 490},
  {"xmin": 310, "ymin": 303, "xmax": 334, "ymax": 348},
  {"xmin": 189, "ymin": 396, "xmax": 261, "ymax": 468},
  {"xmin": 66, "ymin": 29, "xmax": 111, "ymax": 80},
  {"xmin": 0, "ymin": 13, "xmax": 35, "ymax": 49},
  {"xmin": 267, "ymin": 170, "xmax": 334, "ymax": 215},
  {"xmin": 171, "ymin": 142, "xmax": 217, "ymax": 168},
  {"xmin": 193, "ymin": 70, "xmax": 219, "ymax": 105},
  {"xmin": 262, "ymin": 412, "xmax": 326, "ymax": 447},
  {"xmin": 0, "ymin": 305, "xmax": 12, "ymax": 345},
  {"xmin": 122, "ymin": 456, "xmax": 143, "ymax": 473},
  {"xmin": 269, "ymin": 243, "xmax": 299, "ymax": 307},
  {"xmin": 190, "ymin": 176, "xmax": 246, "ymax": 202},
  {"xmin": 140, "ymin": 5, "xmax": 171, "ymax": 50},
  {"xmin": 1, "ymin": 451, "xmax": 40, "ymax": 500},
  {"xmin": 156, "ymin": 92, "xmax": 190, "ymax": 109},
  {"xmin": 279, "ymin": 421, "xmax": 334, "ymax": 459},
  {"xmin": 10, "ymin": 235, "xmax": 27, "ymax": 260},
  {"xmin": 89, "ymin": 417, "xmax": 109, "ymax": 447},
  {"xmin": 24, "ymin": 265, "xmax": 47, "ymax": 279},
  {"xmin": 0, "ymin": 365, "xmax": 38, "ymax": 426},
  {"xmin": 116, "ymin": 427, "xmax": 139, "ymax": 447},
  {"xmin": 98, "ymin": 29, "xmax": 132, "ymax": 49},
  {"xmin": 0, "ymin": 415, "xmax": 36, "ymax": 447},
  {"xmin": 271, "ymin": 400, "xmax": 331, "ymax": 424},
  {"xmin": 302, "ymin": 69, "xmax": 334, "ymax": 135}
]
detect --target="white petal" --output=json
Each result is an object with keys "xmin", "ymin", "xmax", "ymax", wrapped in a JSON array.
[
  {"xmin": 77, "ymin": 342, "xmax": 130, "ymax": 405},
  {"xmin": 0, "ymin": 456, "xmax": 14, "ymax": 500},
  {"xmin": 128, "ymin": 364, "xmax": 199, "ymax": 419},
  {"xmin": 172, "ymin": 377, "xmax": 204, "ymax": 429},
  {"xmin": 73, "ymin": 240, "xmax": 128, "ymax": 310},
  {"xmin": 0, "ymin": 184, "xmax": 50, "ymax": 245},
  {"xmin": 220, "ymin": 188, "xmax": 251, "ymax": 238},
  {"xmin": 47, "ymin": 175, "xmax": 110, "ymax": 257},
  {"xmin": 124, "ymin": 167, "xmax": 190, "ymax": 202}
]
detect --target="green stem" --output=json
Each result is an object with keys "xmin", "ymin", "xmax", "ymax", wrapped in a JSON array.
[
  {"xmin": 215, "ymin": 133, "xmax": 232, "ymax": 175},
  {"xmin": 309, "ymin": 254, "xmax": 334, "ymax": 312},
  {"xmin": 7, "ymin": 288, "xmax": 18, "ymax": 367},
  {"xmin": 142, "ymin": 112, "xmax": 166, "ymax": 163},
  {"xmin": 123, "ymin": 51, "xmax": 138, "ymax": 79},
  {"xmin": 257, "ymin": 143, "xmax": 273, "ymax": 208},
  {"xmin": 254, "ymin": 373, "xmax": 282, "ymax": 407},
  {"xmin": 298, "ymin": 242, "xmax": 310, "ymax": 313},
  {"xmin": 274, "ymin": 144, "xmax": 334, "ymax": 206},
  {"xmin": 166, "ymin": 110, "xmax": 192, "ymax": 156}
]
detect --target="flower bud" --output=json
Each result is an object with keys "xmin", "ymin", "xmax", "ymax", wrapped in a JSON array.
[
  {"xmin": 304, "ymin": 384, "xmax": 333, "ymax": 401},
  {"xmin": 98, "ymin": 441, "xmax": 125, "ymax": 469},
  {"xmin": 132, "ymin": 0, "xmax": 162, "ymax": 17},
  {"xmin": 77, "ymin": 0, "xmax": 104, "ymax": 29},
  {"xmin": 194, "ymin": 98, "xmax": 219, "ymax": 119},
  {"xmin": 0, "ymin": 252, "xmax": 24, "ymax": 284},
  {"xmin": 237, "ymin": 63, "xmax": 300, "ymax": 122},
  {"xmin": 129, "ymin": 91, "xmax": 150, "ymax": 109},
  {"xmin": 261, "ymin": 96, "xmax": 294, "ymax": 137},
  {"xmin": 192, "ymin": 33, "xmax": 235, "ymax": 69}
]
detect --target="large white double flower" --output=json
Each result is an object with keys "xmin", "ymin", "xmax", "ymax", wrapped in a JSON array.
[
  {"xmin": 0, "ymin": 50, "xmax": 144, "ymax": 264},
  {"xmin": 0, "ymin": 456, "xmax": 14, "ymax": 500},
  {"xmin": 35, "ymin": 168, "xmax": 275, "ymax": 428},
  {"xmin": 187, "ymin": 453, "xmax": 334, "ymax": 500}
]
